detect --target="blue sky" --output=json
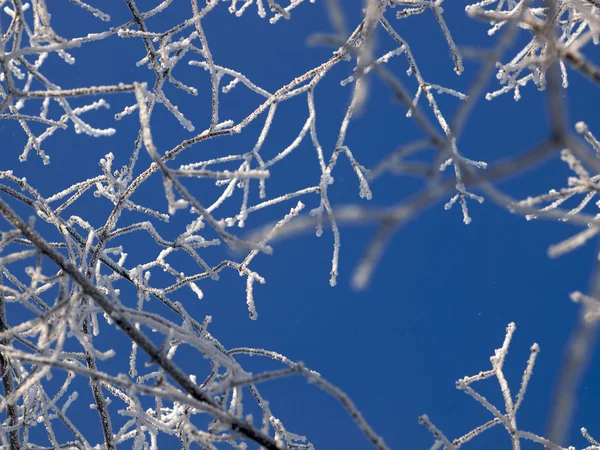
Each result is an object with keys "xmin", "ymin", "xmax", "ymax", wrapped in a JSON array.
[{"xmin": 2, "ymin": 1, "xmax": 600, "ymax": 449}]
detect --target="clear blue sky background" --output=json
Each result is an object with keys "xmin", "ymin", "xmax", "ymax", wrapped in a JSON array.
[{"xmin": 1, "ymin": 1, "xmax": 600, "ymax": 449}]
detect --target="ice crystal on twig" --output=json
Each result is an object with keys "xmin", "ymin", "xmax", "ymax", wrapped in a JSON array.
[{"xmin": 421, "ymin": 323, "xmax": 574, "ymax": 450}]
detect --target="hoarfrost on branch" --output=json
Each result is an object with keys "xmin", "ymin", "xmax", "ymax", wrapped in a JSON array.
[{"xmin": 0, "ymin": 0, "xmax": 599, "ymax": 449}]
